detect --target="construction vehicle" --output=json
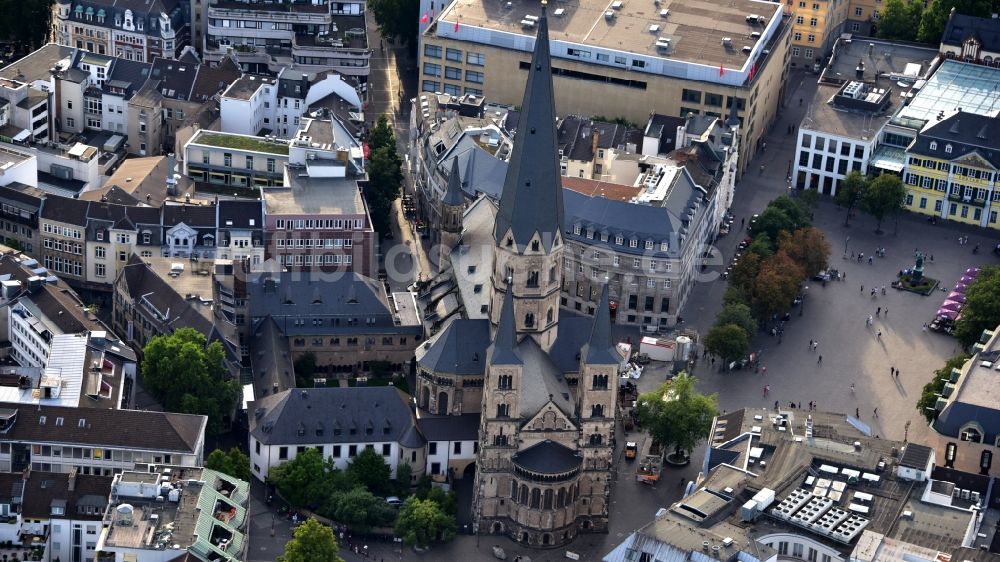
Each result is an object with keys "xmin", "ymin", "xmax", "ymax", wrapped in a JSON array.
[
  {"xmin": 636, "ymin": 439, "xmax": 664, "ymax": 485},
  {"xmin": 624, "ymin": 441, "xmax": 638, "ymax": 461}
]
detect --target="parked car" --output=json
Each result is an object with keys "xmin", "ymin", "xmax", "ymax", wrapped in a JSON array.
[{"xmin": 385, "ymin": 496, "xmax": 403, "ymax": 507}]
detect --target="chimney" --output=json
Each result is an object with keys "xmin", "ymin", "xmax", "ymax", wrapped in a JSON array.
[
  {"xmin": 591, "ymin": 128, "xmax": 600, "ymax": 163},
  {"xmin": 68, "ymin": 466, "xmax": 78, "ymax": 491}
]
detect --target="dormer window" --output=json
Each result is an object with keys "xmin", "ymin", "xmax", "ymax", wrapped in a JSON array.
[
  {"xmin": 573, "ymin": 225, "xmax": 581, "ymax": 235},
  {"xmin": 945, "ymin": 144, "xmax": 953, "ymax": 154},
  {"xmin": 615, "ymin": 235, "xmax": 624, "ymax": 245},
  {"xmin": 660, "ymin": 241, "xmax": 669, "ymax": 251},
  {"xmin": 645, "ymin": 240, "xmax": 654, "ymax": 250},
  {"xmin": 531, "ymin": 240, "xmax": 539, "ymax": 252},
  {"xmin": 929, "ymin": 141, "xmax": 937, "ymax": 150},
  {"xmin": 630, "ymin": 238, "xmax": 638, "ymax": 248}
]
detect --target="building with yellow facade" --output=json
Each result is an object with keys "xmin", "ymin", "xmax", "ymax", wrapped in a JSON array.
[
  {"xmin": 902, "ymin": 111, "xmax": 1000, "ymax": 229},
  {"xmin": 420, "ymin": 0, "xmax": 792, "ymax": 174},
  {"xmin": 788, "ymin": 0, "xmax": 851, "ymax": 69}
]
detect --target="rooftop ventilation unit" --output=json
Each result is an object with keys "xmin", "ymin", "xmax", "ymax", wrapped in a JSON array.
[
  {"xmin": 655, "ymin": 39, "xmax": 671, "ymax": 50},
  {"xmin": 722, "ymin": 37, "xmax": 732, "ymax": 46},
  {"xmin": 649, "ymin": 24, "xmax": 660, "ymax": 32},
  {"xmin": 604, "ymin": 10, "xmax": 615, "ymax": 20},
  {"xmin": 659, "ymin": 8, "xmax": 669, "ymax": 17}
]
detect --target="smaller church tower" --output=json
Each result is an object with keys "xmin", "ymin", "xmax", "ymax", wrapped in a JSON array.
[
  {"xmin": 438, "ymin": 157, "xmax": 466, "ymax": 271},
  {"xmin": 575, "ymin": 283, "xmax": 619, "ymax": 532}
]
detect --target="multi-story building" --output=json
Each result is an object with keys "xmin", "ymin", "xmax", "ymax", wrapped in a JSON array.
[
  {"xmin": 845, "ymin": 0, "xmax": 879, "ymax": 36},
  {"xmin": 0, "ymin": 183, "xmax": 42, "ymax": 253},
  {"xmin": 96, "ymin": 467, "xmax": 249, "ymax": 562},
  {"xmin": 787, "ymin": 0, "xmax": 850, "ymax": 70},
  {"xmin": 17, "ymin": 469, "xmax": 112, "ymax": 562},
  {"xmin": 931, "ymin": 324, "xmax": 1000, "ymax": 444},
  {"xmin": 901, "ymin": 111, "xmax": 1000, "ymax": 228},
  {"xmin": 0, "ymin": 402, "xmax": 206, "ymax": 474},
  {"xmin": 53, "ymin": 0, "xmax": 190, "ymax": 62},
  {"xmin": 0, "ymin": 145, "xmax": 38, "ymax": 190},
  {"xmin": 39, "ymin": 195, "xmax": 89, "ymax": 282},
  {"xmin": 183, "ymin": 128, "xmax": 289, "ymax": 189},
  {"xmin": 83, "ymin": 200, "xmax": 163, "ymax": 287},
  {"xmin": 603, "ymin": 407, "xmax": 998, "ymax": 562},
  {"xmin": 794, "ymin": 37, "xmax": 936, "ymax": 195},
  {"xmin": 126, "ymin": 79, "xmax": 164, "ymax": 156},
  {"xmin": 202, "ymin": 0, "xmax": 370, "ymax": 78},
  {"xmin": 219, "ymin": 74, "xmax": 278, "ymax": 137},
  {"xmin": 421, "ymin": 0, "xmax": 791, "ymax": 171},
  {"xmin": 248, "ymin": 387, "xmax": 425, "ymax": 481},
  {"xmin": 556, "ymin": 116, "xmax": 639, "ymax": 180},
  {"xmin": 216, "ymin": 199, "xmax": 264, "ymax": 267},
  {"xmin": 246, "ymin": 271, "xmax": 421, "ymax": 374},
  {"xmin": 0, "ymin": 75, "xmax": 54, "ymax": 143}
]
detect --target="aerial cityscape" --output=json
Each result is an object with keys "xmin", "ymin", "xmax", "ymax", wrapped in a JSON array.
[{"xmin": 0, "ymin": 0, "xmax": 997, "ymax": 560}]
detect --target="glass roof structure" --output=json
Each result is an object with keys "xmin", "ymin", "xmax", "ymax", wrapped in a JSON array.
[{"xmin": 892, "ymin": 60, "xmax": 1000, "ymax": 130}]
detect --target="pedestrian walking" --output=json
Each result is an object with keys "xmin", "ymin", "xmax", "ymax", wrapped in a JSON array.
[
  {"xmin": 812, "ymin": 341, "xmax": 818, "ymax": 351},
  {"xmin": 762, "ymin": 366, "xmax": 768, "ymax": 375},
  {"xmin": 868, "ymin": 256, "xmax": 874, "ymax": 265},
  {"xmin": 741, "ymin": 217, "xmax": 745, "ymax": 228},
  {"xmin": 866, "ymin": 315, "xmax": 872, "ymax": 327},
  {"xmin": 881, "ymin": 285, "xmax": 886, "ymax": 295},
  {"xmin": 895, "ymin": 368, "xmax": 900, "ymax": 378},
  {"xmin": 890, "ymin": 366, "xmax": 895, "ymax": 377},
  {"xmin": 809, "ymin": 339, "xmax": 814, "ymax": 349},
  {"xmin": 876, "ymin": 306, "xmax": 881, "ymax": 316},
  {"xmin": 774, "ymin": 400, "xmax": 780, "ymax": 409},
  {"xmin": 817, "ymin": 354, "xmax": 823, "ymax": 363},
  {"xmin": 860, "ymin": 284, "xmax": 864, "ymax": 294},
  {"xmin": 759, "ymin": 164, "xmax": 765, "ymax": 175},
  {"xmin": 856, "ymin": 407, "xmax": 860, "ymax": 418},
  {"xmin": 873, "ymin": 408, "xmax": 878, "ymax": 418},
  {"xmin": 959, "ymin": 236, "xmax": 963, "ymax": 245},
  {"xmin": 884, "ymin": 308, "xmax": 888, "ymax": 317},
  {"xmin": 876, "ymin": 329, "xmax": 882, "ymax": 339},
  {"xmin": 922, "ymin": 322, "xmax": 928, "ymax": 331},
  {"xmin": 850, "ymin": 383, "xmax": 855, "ymax": 393}
]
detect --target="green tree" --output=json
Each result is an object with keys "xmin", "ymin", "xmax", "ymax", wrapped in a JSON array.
[
  {"xmin": 715, "ymin": 302, "xmax": 757, "ymax": 336},
  {"xmin": 954, "ymin": 266, "xmax": 1000, "ymax": 348},
  {"xmin": 916, "ymin": 354, "xmax": 970, "ymax": 422},
  {"xmin": 278, "ymin": 518, "xmax": 344, "ymax": 562},
  {"xmin": 270, "ymin": 449, "xmax": 335, "ymax": 509},
  {"xmin": 752, "ymin": 251, "xmax": 804, "ymax": 320},
  {"xmin": 393, "ymin": 463, "xmax": 413, "ymax": 496},
  {"xmin": 878, "ymin": 0, "xmax": 924, "ymax": 41},
  {"xmin": 769, "ymin": 196, "xmax": 811, "ymax": 229},
  {"xmin": 141, "ymin": 328, "xmax": 240, "ymax": 435},
  {"xmin": 705, "ymin": 323, "xmax": 750, "ymax": 364},
  {"xmin": 346, "ymin": 447, "xmax": 393, "ymax": 497},
  {"xmin": 861, "ymin": 174, "xmax": 907, "ymax": 233},
  {"xmin": 746, "ymin": 233, "xmax": 775, "ymax": 260},
  {"xmin": 778, "ymin": 227, "xmax": 832, "ymax": 279},
  {"xmin": 366, "ymin": 145, "xmax": 404, "ymax": 236},
  {"xmin": 635, "ymin": 373, "xmax": 718, "ymax": 460},
  {"xmin": 918, "ymin": 0, "xmax": 996, "ymax": 43},
  {"xmin": 835, "ymin": 171, "xmax": 867, "ymax": 226},
  {"xmin": 798, "ymin": 187, "xmax": 820, "ymax": 210},
  {"xmin": 368, "ymin": 0, "xmax": 421, "ymax": 47},
  {"xmin": 753, "ymin": 208, "xmax": 797, "ymax": 245},
  {"xmin": 329, "ymin": 487, "xmax": 396, "ymax": 532},
  {"xmin": 394, "ymin": 497, "xmax": 457, "ymax": 548},
  {"xmin": 0, "ymin": 0, "xmax": 52, "ymax": 50},
  {"xmin": 425, "ymin": 487, "xmax": 458, "ymax": 516},
  {"xmin": 368, "ymin": 114, "xmax": 395, "ymax": 153},
  {"xmin": 204, "ymin": 448, "xmax": 251, "ymax": 481}
]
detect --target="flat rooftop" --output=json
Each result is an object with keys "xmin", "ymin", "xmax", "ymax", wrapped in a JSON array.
[
  {"xmin": 0, "ymin": 144, "xmax": 31, "ymax": 167},
  {"xmin": 802, "ymin": 84, "xmax": 894, "ymax": 140},
  {"xmin": 141, "ymin": 256, "xmax": 215, "ymax": 321},
  {"xmin": 562, "ymin": 176, "xmax": 641, "ymax": 201},
  {"xmin": 820, "ymin": 37, "xmax": 937, "ymax": 86},
  {"xmin": 893, "ymin": 60, "xmax": 1000, "ymax": 130},
  {"xmin": 222, "ymin": 75, "xmax": 274, "ymax": 101},
  {"xmin": 440, "ymin": 0, "xmax": 782, "ymax": 69},
  {"xmin": 189, "ymin": 130, "xmax": 290, "ymax": 156},
  {"xmin": 211, "ymin": 0, "xmax": 329, "ymax": 13},
  {"xmin": 264, "ymin": 173, "xmax": 365, "ymax": 215}
]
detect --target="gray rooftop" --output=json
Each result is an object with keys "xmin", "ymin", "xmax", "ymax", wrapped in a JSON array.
[
  {"xmin": 893, "ymin": 60, "xmax": 1000, "ymax": 130},
  {"xmin": 250, "ymin": 387, "xmax": 422, "ymax": 447},
  {"xmin": 416, "ymin": 318, "xmax": 490, "ymax": 375},
  {"xmin": 264, "ymin": 175, "xmax": 366, "ymax": 216}
]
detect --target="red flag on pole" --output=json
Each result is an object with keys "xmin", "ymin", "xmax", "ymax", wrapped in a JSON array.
[
  {"xmin": 431, "ymin": 9, "xmax": 435, "ymax": 18},
  {"xmin": 749, "ymin": 61, "xmax": 757, "ymax": 81},
  {"xmin": 719, "ymin": 63, "xmax": 725, "ymax": 77},
  {"xmin": 421, "ymin": 12, "xmax": 428, "ymax": 23},
  {"xmin": 454, "ymin": 20, "xmax": 460, "ymax": 32}
]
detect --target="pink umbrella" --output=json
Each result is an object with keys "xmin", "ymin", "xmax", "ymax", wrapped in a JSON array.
[
  {"xmin": 937, "ymin": 309, "xmax": 959, "ymax": 320},
  {"xmin": 947, "ymin": 292, "xmax": 966, "ymax": 303},
  {"xmin": 940, "ymin": 300, "xmax": 963, "ymax": 312},
  {"xmin": 960, "ymin": 275, "xmax": 976, "ymax": 284},
  {"xmin": 953, "ymin": 283, "xmax": 969, "ymax": 292},
  {"xmin": 965, "ymin": 267, "xmax": 980, "ymax": 276}
]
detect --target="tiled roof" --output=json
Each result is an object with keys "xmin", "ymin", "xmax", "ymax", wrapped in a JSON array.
[
  {"xmin": 20, "ymin": 471, "xmax": 112, "ymax": 521},
  {"xmin": 40, "ymin": 196, "xmax": 90, "ymax": 225},
  {"xmin": 0, "ymin": 401, "xmax": 205, "ymax": 452},
  {"xmin": 249, "ymin": 387, "xmax": 420, "ymax": 447}
]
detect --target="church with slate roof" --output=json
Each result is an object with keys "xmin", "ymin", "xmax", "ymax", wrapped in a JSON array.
[{"xmin": 413, "ymin": 3, "xmax": 622, "ymax": 548}]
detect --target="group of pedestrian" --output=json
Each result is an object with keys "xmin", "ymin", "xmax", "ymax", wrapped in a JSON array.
[
  {"xmin": 890, "ymin": 366, "xmax": 900, "ymax": 378},
  {"xmin": 958, "ymin": 235, "xmax": 971, "ymax": 245}
]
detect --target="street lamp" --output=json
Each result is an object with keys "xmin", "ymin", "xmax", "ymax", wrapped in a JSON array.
[
  {"xmin": 799, "ymin": 285, "xmax": 809, "ymax": 317},
  {"xmin": 844, "ymin": 235, "xmax": 850, "ymax": 258}
]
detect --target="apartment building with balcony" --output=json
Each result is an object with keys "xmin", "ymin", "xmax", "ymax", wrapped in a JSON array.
[
  {"xmin": 53, "ymin": 0, "xmax": 190, "ymax": 62},
  {"xmin": 0, "ymin": 183, "xmax": 42, "ymax": 253},
  {"xmin": 202, "ymin": 0, "xmax": 370, "ymax": 79},
  {"xmin": 0, "ymin": 76, "xmax": 53, "ymax": 143}
]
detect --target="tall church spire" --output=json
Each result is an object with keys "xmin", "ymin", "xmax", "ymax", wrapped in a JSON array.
[
  {"xmin": 493, "ymin": 2, "xmax": 564, "ymax": 252},
  {"xmin": 489, "ymin": 289, "xmax": 522, "ymax": 365},
  {"xmin": 581, "ymin": 283, "xmax": 617, "ymax": 365},
  {"xmin": 442, "ymin": 156, "xmax": 465, "ymax": 206}
]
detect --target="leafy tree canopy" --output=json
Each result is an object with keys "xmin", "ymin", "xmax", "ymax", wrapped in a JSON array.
[
  {"xmin": 878, "ymin": 0, "xmax": 924, "ymax": 41},
  {"xmin": 955, "ymin": 266, "xmax": 1000, "ymax": 348},
  {"xmin": 778, "ymin": 227, "xmax": 832, "ymax": 279},
  {"xmin": 368, "ymin": 0, "xmax": 421, "ymax": 47},
  {"xmin": 705, "ymin": 323, "xmax": 750, "ymax": 363},
  {"xmin": 346, "ymin": 447, "xmax": 393, "ymax": 497},
  {"xmin": 394, "ymin": 497, "xmax": 457, "ymax": 548},
  {"xmin": 635, "ymin": 373, "xmax": 718, "ymax": 458},
  {"xmin": 861, "ymin": 174, "xmax": 907, "ymax": 233},
  {"xmin": 916, "ymin": 354, "xmax": 970, "ymax": 422},
  {"xmin": 752, "ymin": 251, "xmax": 803, "ymax": 320},
  {"xmin": 205, "ymin": 448, "xmax": 251, "ymax": 481},
  {"xmin": 835, "ymin": 171, "xmax": 868, "ymax": 226},
  {"xmin": 715, "ymin": 302, "xmax": 757, "ymax": 336},
  {"xmin": 141, "ymin": 328, "xmax": 240, "ymax": 435},
  {"xmin": 278, "ymin": 518, "xmax": 344, "ymax": 562}
]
